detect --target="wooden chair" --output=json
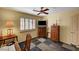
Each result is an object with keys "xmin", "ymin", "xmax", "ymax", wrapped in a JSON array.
[{"xmin": 22, "ymin": 33, "xmax": 32, "ymax": 51}]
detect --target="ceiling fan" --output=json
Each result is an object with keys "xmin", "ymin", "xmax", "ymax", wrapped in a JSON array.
[{"xmin": 33, "ymin": 7, "xmax": 49, "ymax": 15}]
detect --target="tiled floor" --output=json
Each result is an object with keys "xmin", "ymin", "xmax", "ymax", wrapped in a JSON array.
[{"xmin": 19, "ymin": 38, "xmax": 71, "ymax": 51}]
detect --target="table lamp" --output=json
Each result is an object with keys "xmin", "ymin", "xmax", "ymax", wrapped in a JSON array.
[{"xmin": 6, "ymin": 20, "xmax": 14, "ymax": 36}]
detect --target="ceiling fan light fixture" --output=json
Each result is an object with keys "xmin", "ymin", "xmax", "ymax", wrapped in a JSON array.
[{"xmin": 33, "ymin": 7, "xmax": 49, "ymax": 15}]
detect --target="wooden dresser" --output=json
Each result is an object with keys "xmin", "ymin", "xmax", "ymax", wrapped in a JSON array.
[
  {"xmin": 51, "ymin": 24, "xmax": 60, "ymax": 42},
  {"xmin": 38, "ymin": 27, "xmax": 47, "ymax": 38}
]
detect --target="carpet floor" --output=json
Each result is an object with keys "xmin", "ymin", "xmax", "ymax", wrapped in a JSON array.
[{"xmin": 19, "ymin": 38, "xmax": 71, "ymax": 51}]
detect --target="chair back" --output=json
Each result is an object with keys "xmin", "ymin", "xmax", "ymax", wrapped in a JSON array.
[{"xmin": 24, "ymin": 33, "xmax": 32, "ymax": 51}]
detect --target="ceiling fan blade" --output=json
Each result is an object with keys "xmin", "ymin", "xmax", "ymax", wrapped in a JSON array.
[
  {"xmin": 43, "ymin": 11, "xmax": 48, "ymax": 14},
  {"xmin": 43, "ymin": 8, "xmax": 49, "ymax": 11},
  {"xmin": 37, "ymin": 12, "xmax": 41, "ymax": 15},
  {"xmin": 33, "ymin": 10, "xmax": 40, "ymax": 12}
]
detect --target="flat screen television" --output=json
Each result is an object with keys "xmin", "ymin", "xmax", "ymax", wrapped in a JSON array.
[{"xmin": 38, "ymin": 21, "xmax": 46, "ymax": 25}]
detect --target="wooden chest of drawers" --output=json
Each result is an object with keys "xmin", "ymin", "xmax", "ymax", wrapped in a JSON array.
[
  {"xmin": 38, "ymin": 27, "xmax": 47, "ymax": 38},
  {"xmin": 51, "ymin": 25, "xmax": 60, "ymax": 42}
]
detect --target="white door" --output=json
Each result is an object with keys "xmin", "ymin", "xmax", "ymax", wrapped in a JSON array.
[
  {"xmin": 60, "ymin": 16, "xmax": 72, "ymax": 44},
  {"xmin": 71, "ymin": 15, "xmax": 78, "ymax": 45},
  {"xmin": 77, "ymin": 15, "xmax": 79, "ymax": 46}
]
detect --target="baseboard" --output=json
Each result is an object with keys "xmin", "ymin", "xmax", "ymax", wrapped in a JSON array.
[{"xmin": 60, "ymin": 41, "xmax": 78, "ymax": 51}]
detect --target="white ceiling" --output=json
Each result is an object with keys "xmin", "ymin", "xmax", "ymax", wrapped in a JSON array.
[{"xmin": 5, "ymin": 7, "xmax": 79, "ymax": 16}]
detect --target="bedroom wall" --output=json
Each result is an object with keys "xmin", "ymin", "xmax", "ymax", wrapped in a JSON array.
[
  {"xmin": 0, "ymin": 8, "xmax": 42, "ymax": 42},
  {"xmin": 44, "ymin": 9, "xmax": 79, "ymax": 46}
]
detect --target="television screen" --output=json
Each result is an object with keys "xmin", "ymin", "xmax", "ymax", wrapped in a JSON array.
[{"xmin": 38, "ymin": 21, "xmax": 46, "ymax": 25}]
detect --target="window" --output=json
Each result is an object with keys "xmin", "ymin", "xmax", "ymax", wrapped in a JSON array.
[
  {"xmin": 20, "ymin": 17, "xmax": 36, "ymax": 31},
  {"xmin": 29, "ymin": 19, "xmax": 33, "ymax": 29},
  {"xmin": 25, "ymin": 18, "xmax": 29, "ymax": 30},
  {"xmin": 32, "ymin": 19, "xmax": 35, "ymax": 29},
  {"xmin": 20, "ymin": 18, "xmax": 25, "ymax": 30}
]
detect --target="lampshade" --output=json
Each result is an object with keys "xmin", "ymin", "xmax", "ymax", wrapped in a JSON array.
[
  {"xmin": 6, "ymin": 20, "xmax": 14, "ymax": 28},
  {"xmin": 6, "ymin": 20, "xmax": 14, "ymax": 35}
]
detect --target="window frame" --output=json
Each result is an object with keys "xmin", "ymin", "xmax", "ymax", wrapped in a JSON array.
[{"xmin": 20, "ymin": 17, "xmax": 36, "ymax": 32}]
